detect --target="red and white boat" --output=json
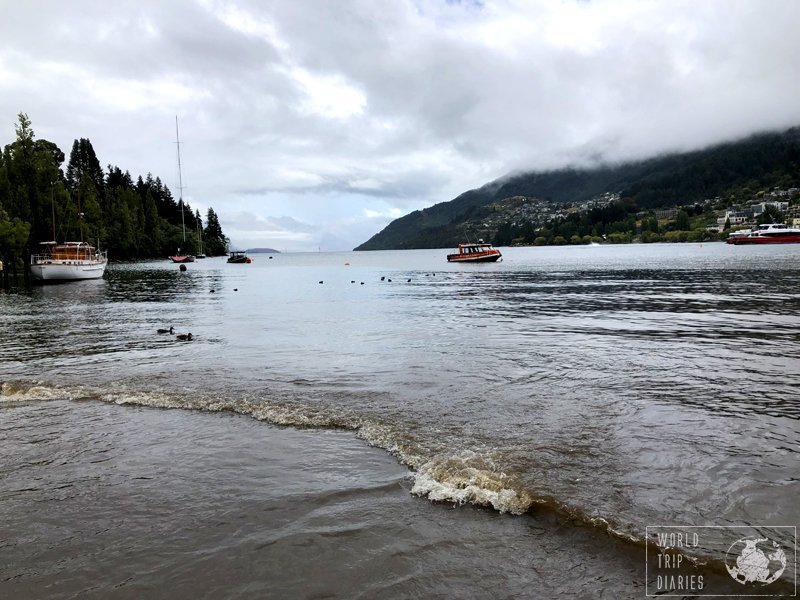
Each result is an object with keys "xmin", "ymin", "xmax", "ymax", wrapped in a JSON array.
[
  {"xmin": 726, "ymin": 223, "xmax": 800, "ymax": 245},
  {"xmin": 446, "ymin": 241, "xmax": 502, "ymax": 263},
  {"xmin": 169, "ymin": 253, "xmax": 195, "ymax": 263}
]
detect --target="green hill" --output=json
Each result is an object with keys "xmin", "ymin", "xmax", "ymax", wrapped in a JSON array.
[{"xmin": 355, "ymin": 127, "xmax": 800, "ymax": 250}]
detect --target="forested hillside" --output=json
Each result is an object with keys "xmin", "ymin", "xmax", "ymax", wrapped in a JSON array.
[
  {"xmin": 356, "ymin": 127, "xmax": 800, "ymax": 250},
  {"xmin": 0, "ymin": 113, "xmax": 228, "ymax": 272}
]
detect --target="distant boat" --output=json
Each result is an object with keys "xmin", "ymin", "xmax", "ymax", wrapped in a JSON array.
[
  {"xmin": 726, "ymin": 223, "xmax": 800, "ymax": 245},
  {"xmin": 30, "ymin": 241, "xmax": 107, "ymax": 281},
  {"xmin": 446, "ymin": 240, "xmax": 502, "ymax": 263},
  {"xmin": 227, "ymin": 251, "xmax": 252, "ymax": 264},
  {"xmin": 170, "ymin": 253, "xmax": 195, "ymax": 263}
]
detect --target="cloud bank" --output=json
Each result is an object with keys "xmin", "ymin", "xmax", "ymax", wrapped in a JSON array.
[{"xmin": 1, "ymin": 0, "xmax": 799, "ymax": 250}]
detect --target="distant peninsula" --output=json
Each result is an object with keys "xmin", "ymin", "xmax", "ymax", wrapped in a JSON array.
[{"xmin": 246, "ymin": 247, "xmax": 281, "ymax": 253}]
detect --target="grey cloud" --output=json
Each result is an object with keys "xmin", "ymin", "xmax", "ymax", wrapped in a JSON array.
[{"xmin": 2, "ymin": 0, "xmax": 800, "ymax": 251}]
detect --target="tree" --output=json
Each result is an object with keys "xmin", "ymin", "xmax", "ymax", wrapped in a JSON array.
[
  {"xmin": 641, "ymin": 215, "xmax": 659, "ymax": 233},
  {"xmin": 66, "ymin": 139, "xmax": 104, "ymax": 197},
  {"xmin": 3, "ymin": 113, "xmax": 68, "ymax": 244},
  {"xmin": 0, "ymin": 208, "xmax": 31, "ymax": 282},
  {"xmin": 756, "ymin": 205, "xmax": 784, "ymax": 225},
  {"xmin": 204, "ymin": 207, "xmax": 227, "ymax": 256},
  {"xmin": 675, "ymin": 210, "xmax": 690, "ymax": 231}
]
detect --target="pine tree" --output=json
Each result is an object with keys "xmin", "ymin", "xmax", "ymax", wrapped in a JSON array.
[{"xmin": 204, "ymin": 208, "xmax": 227, "ymax": 256}]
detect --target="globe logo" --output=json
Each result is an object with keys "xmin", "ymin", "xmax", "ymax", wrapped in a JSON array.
[{"xmin": 725, "ymin": 537, "xmax": 787, "ymax": 585}]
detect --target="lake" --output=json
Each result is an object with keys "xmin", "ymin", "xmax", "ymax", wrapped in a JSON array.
[{"xmin": 1, "ymin": 242, "xmax": 798, "ymax": 598}]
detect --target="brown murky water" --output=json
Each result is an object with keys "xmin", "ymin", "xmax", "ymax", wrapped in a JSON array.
[{"xmin": 1, "ymin": 244, "xmax": 798, "ymax": 597}]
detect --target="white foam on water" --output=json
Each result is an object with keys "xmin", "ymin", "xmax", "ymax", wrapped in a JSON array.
[
  {"xmin": 410, "ymin": 452, "xmax": 535, "ymax": 515},
  {"xmin": 1, "ymin": 380, "xmax": 80, "ymax": 403}
]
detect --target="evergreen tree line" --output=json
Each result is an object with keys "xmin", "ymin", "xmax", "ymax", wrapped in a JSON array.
[{"xmin": 0, "ymin": 113, "xmax": 229, "ymax": 272}]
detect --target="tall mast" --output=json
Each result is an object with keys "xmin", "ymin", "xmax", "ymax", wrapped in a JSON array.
[
  {"xmin": 51, "ymin": 183, "xmax": 56, "ymax": 241},
  {"xmin": 176, "ymin": 115, "xmax": 186, "ymax": 242}
]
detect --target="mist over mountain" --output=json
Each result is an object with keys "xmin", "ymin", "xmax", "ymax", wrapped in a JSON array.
[{"xmin": 355, "ymin": 126, "xmax": 800, "ymax": 250}]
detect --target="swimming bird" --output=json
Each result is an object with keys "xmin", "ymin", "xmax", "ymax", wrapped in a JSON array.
[
  {"xmin": 176, "ymin": 333, "xmax": 193, "ymax": 341},
  {"xmin": 380, "ymin": 276, "xmax": 385, "ymax": 281},
  {"xmin": 157, "ymin": 326, "xmax": 174, "ymax": 334},
  {"xmin": 319, "ymin": 280, "xmax": 324, "ymax": 284}
]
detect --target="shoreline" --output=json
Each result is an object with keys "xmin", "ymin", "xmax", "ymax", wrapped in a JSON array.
[{"xmin": 1, "ymin": 395, "xmax": 750, "ymax": 598}]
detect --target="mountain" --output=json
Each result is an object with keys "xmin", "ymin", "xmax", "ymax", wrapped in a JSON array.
[{"xmin": 355, "ymin": 127, "xmax": 800, "ymax": 250}]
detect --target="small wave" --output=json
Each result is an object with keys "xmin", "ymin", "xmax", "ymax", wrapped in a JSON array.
[
  {"xmin": 0, "ymin": 379, "xmax": 641, "ymax": 526},
  {"xmin": 411, "ymin": 452, "xmax": 534, "ymax": 515},
  {"xmin": 1, "ymin": 380, "xmax": 83, "ymax": 403},
  {"xmin": 0, "ymin": 378, "xmax": 760, "ymax": 577}
]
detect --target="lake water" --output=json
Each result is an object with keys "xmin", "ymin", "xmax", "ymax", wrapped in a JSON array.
[{"xmin": 1, "ymin": 243, "xmax": 798, "ymax": 598}]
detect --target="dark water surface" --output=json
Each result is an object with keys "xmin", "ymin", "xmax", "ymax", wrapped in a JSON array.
[{"xmin": 1, "ymin": 243, "xmax": 798, "ymax": 598}]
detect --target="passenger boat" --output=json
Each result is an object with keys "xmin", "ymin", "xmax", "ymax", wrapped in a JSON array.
[
  {"xmin": 446, "ymin": 240, "xmax": 502, "ymax": 263},
  {"xmin": 726, "ymin": 223, "xmax": 800, "ymax": 245},
  {"xmin": 726, "ymin": 228, "xmax": 752, "ymax": 241},
  {"xmin": 30, "ymin": 241, "xmax": 108, "ymax": 281},
  {"xmin": 227, "ymin": 251, "xmax": 252, "ymax": 264}
]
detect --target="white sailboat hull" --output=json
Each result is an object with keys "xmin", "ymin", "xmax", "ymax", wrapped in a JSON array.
[{"xmin": 30, "ymin": 260, "xmax": 107, "ymax": 281}]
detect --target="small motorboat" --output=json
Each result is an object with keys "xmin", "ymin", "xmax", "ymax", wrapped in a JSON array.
[
  {"xmin": 170, "ymin": 254, "xmax": 195, "ymax": 263},
  {"xmin": 227, "ymin": 251, "xmax": 252, "ymax": 264},
  {"xmin": 446, "ymin": 240, "xmax": 502, "ymax": 263}
]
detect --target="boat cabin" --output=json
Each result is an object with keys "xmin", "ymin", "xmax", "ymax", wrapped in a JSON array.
[{"xmin": 32, "ymin": 241, "xmax": 104, "ymax": 263}]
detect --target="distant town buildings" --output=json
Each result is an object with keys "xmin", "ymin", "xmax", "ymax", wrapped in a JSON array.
[
  {"xmin": 474, "ymin": 186, "xmax": 798, "ymax": 241},
  {"xmin": 715, "ymin": 200, "xmax": 791, "ymax": 231}
]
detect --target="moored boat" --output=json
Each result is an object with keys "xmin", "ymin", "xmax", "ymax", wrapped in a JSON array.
[
  {"xmin": 30, "ymin": 241, "xmax": 108, "ymax": 281},
  {"xmin": 169, "ymin": 117, "xmax": 197, "ymax": 264},
  {"xmin": 446, "ymin": 240, "xmax": 502, "ymax": 263},
  {"xmin": 227, "ymin": 251, "xmax": 252, "ymax": 264},
  {"xmin": 726, "ymin": 223, "xmax": 800, "ymax": 245}
]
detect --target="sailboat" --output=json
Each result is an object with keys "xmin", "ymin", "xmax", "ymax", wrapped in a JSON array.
[
  {"xmin": 169, "ymin": 116, "xmax": 196, "ymax": 264},
  {"xmin": 195, "ymin": 219, "xmax": 206, "ymax": 259},
  {"xmin": 30, "ymin": 185, "xmax": 108, "ymax": 281}
]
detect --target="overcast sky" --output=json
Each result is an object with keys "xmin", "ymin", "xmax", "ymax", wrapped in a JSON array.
[{"xmin": 2, "ymin": 0, "xmax": 799, "ymax": 251}]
